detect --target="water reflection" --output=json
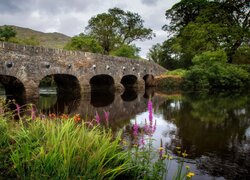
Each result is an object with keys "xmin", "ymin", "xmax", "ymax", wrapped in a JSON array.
[
  {"xmin": 2, "ymin": 84, "xmax": 250, "ymax": 179},
  {"xmin": 160, "ymin": 93, "xmax": 250, "ymax": 179}
]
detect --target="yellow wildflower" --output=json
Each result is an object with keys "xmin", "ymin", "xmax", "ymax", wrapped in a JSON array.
[
  {"xmin": 182, "ymin": 151, "xmax": 188, "ymax": 158},
  {"xmin": 176, "ymin": 146, "xmax": 181, "ymax": 149},
  {"xmin": 162, "ymin": 154, "xmax": 168, "ymax": 159},
  {"xmin": 186, "ymin": 165, "xmax": 190, "ymax": 169},
  {"xmin": 186, "ymin": 172, "xmax": 195, "ymax": 178},
  {"xmin": 159, "ymin": 147, "xmax": 164, "ymax": 151},
  {"xmin": 168, "ymin": 156, "xmax": 173, "ymax": 160}
]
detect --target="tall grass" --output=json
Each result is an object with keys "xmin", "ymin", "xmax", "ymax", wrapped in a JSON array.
[{"xmin": 0, "ymin": 117, "xmax": 132, "ymax": 179}]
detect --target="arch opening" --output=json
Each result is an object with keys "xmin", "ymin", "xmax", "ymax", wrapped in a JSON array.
[
  {"xmin": 143, "ymin": 74, "xmax": 155, "ymax": 87},
  {"xmin": 89, "ymin": 75, "xmax": 115, "ymax": 107},
  {"xmin": 39, "ymin": 74, "xmax": 81, "ymax": 114},
  {"xmin": 121, "ymin": 75, "xmax": 138, "ymax": 89},
  {"xmin": 0, "ymin": 75, "xmax": 26, "ymax": 106},
  {"xmin": 39, "ymin": 74, "xmax": 81, "ymax": 94},
  {"xmin": 90, "ymin": 74, "xmax": 115, "ymax": 91}
]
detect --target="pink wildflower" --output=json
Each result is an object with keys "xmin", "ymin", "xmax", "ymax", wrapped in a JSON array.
[
  {"xmin": 31, "ymin": 106, "xmax": 36, "ymax": 120},
  {"xmin": 148, "ymin": 99, "xmax": 153, "ymax": 124},
  {"xmin": 95, "ymin": 111, "xmax": 100, "ymax": 124},
  {"xmin": 133, "ymin": 120, "xmax": 139, "ymax": 137},
  {"xmin": 153, "ymin": 120, "xmax": 157, "ymax": 133},
  {"xmin": 104, "ymin": 111, "xmax": 109, "ymax": 124},
  {"xmin": 15, "ymin": 103, "xmax": 20, "ymax": 116},
  {"xmin": 139, "ymin": 135, "xmax": 145, "ymax": 148}
]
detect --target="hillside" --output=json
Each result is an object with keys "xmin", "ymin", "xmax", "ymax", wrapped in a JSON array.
[{"xmin": 1, "ymin": 25, "xmax": 71, "ymax": 49}]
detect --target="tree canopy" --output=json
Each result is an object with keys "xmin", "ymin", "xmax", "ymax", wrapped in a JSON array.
[
  {"xmin": 85, "ymin": 7, "xmax": 154, "ymax": 54},
  {"xmin": 64, "ymin": 33, "xmax": 103, "ymax": 53},
  {"xmin": 0, "ymin": 26, "xmax": 16, "ymax": 41},
  {"xmin": 148, "ymin": 0, "xmax": 250, "ymax": 69}
]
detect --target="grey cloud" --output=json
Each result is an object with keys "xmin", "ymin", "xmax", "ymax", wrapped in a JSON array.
[
  {"xmin": 141, "ymin": 0, "xmax": 159, "ymax": 6},
  {"xmin": 0, "ymin": 0, "xmax": 32, "ymax": 13}
]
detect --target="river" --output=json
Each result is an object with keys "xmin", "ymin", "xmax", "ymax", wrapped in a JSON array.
[{"xmin": 1, "ymin": 87, "xmax": 250, "ymax": 179}]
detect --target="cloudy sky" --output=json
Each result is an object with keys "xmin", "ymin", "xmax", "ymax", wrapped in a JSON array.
[{"xmin": 0, "ymin": 0, "xmax": 179, "ymax": 58}]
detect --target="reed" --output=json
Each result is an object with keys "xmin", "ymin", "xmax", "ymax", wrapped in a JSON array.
[{"xmin": 0, "ymin": 117, "xmax": 132, "ymax": 179}]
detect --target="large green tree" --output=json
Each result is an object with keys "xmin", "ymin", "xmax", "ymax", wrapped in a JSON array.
[
  {"xmin": 0, "ymin": 26, "xmax": 16, "ymax": 41},
  {"xmin": 85, "ymin": 8, "xmax": 154, "ymax": 54},
  {"xmin": 151, "ymin": 0, "xmax": 250, "ymax": 69}
]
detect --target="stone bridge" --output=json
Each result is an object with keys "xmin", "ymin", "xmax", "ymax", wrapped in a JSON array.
[{"xmin": 0, "ymin": 42, "xmax": 166, "ymax": 100}]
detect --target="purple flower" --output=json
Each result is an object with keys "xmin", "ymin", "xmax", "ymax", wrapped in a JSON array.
[
  {"xmin": 133, "ymin": 121, "xmax": 139, "ymax": 137},
  {"xmin": 95, "ymin": 111, "xmax": 100, "ymax": 124},
  {"xmin": 144, "ymin": 119, "xmax": 149, "ymax": 134},
  {"xmin": 139, "ymin": 135, "xmax": 145, "ymax": 147},
  {"xmin": 148, "ymin": 99, "xmax": 153, "ymax": 124},
  {"xmin": 153, "ymin": 120, "xmax": 157, "ymax": 133},
  {"xmin": 39, "ymin": 114, "xmax": 46, "ymax": 120},
  {"xmin": 104, "ymin": 111, "xmax": 109, "ymax": 124},
  {"xmin": 15, "ymin": 103, "xmax": 20, "ymax": 116},
  {"xmin": 31, "ymin": 106, "xmax": 36, "ymax": 120}
]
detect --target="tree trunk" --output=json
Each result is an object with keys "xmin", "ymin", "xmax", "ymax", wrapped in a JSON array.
[{"xmin": 227, "ymin": 39, "xmax": 242, "ymax": 63}]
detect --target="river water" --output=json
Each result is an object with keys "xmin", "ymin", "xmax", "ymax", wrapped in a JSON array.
[{"xmin": 1, "ymin": 87, "xmax": 250, "ymax": 179}]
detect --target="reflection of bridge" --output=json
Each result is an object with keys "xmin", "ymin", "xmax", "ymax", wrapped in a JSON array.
[
  {"xmin": 38, "ymin": 88, "xmax": 166, "ymax": 128},
  {"xmin": 0, "ymin": 42, "xmax": 166, "ymax": 101}
]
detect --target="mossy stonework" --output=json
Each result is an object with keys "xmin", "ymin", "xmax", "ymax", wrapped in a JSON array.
[{"xmin": 0, "ymin": 42, "xmax": 166, "ymax": 98}]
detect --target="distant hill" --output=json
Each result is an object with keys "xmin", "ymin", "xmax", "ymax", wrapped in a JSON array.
[{"xmin": 1, "ymin": 25, "xmax": 71, "ymax": 49}]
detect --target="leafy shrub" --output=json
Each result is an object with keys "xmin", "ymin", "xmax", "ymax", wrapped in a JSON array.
[
  {"xmin": 165, "ymin": 69, "xmax": 187, "ymax": 77},
  {"xmin": 184, "ymin": 50, "xmax": 250, "ymax": 90}
]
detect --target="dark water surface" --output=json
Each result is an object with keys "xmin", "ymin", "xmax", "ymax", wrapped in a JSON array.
[{"xmin": 1, "ymin": 87, "xmax": 250, "ymax": 179}]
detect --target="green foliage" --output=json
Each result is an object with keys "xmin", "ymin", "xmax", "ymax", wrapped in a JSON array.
[
  {"xmin": 111, "ymin": 44, "xmax": 140, "ymax": 59},
  {"xmin": 64, "ymin": 33, "xmax": 103, "ymax": 53},
  {"xmin": 157, "ymin": 0, "xmax": 250, "ymax": 68},
  {"xmin": 165, "ymin": 69, "xmax": 187, "ymax": 77},
  {"xmin": 192, "ymin": 50, "xmax": 227, "ymax": 65},
  {"xmin": 86, "ymin": 7, "xmax": 154, "ymax": 54},
  {"xmin": 0, "ymin": 26, "xmax": 16, "ymax": 41},
  {"xmin": 184, "ymin": 50, "xmax": 250, "ymax": 90},
  {"xmin": 9, "ymin": 36, "xmax": 40, "ymax": 46}
]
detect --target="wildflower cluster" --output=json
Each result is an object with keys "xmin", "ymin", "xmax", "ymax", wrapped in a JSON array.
[
  {"xmin": 174, "ymin": 146, "xmax": 195, "ymax": 179},
  {"xmin": 94, "ymin": 110, "xmax": 109, "ymax": 125}
]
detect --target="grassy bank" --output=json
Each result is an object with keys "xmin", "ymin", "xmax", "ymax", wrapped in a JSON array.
[{"xmin": 0, "ymin": 117, "xmax": 133, "ymax": 179}]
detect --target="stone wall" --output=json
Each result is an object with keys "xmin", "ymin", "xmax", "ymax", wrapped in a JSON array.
[{"xmin": 0, "ymin": 42, "xmax": 166, "ymax": 99}]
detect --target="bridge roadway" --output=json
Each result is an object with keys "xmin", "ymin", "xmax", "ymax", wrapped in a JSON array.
[{"xmin": 0, "ymin": 42, "xmax": 166, "ymax": 100}]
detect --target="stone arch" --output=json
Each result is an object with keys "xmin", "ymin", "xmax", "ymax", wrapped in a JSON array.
[
  {"xmin": 0, "ymin": 75, "xmax": 26, "ymax": 105},
  {"xmin": 121, "ymin": 75, "xmax": 138, "ymax": 89},
  {"xmin": 39, "ymin": 74, "xmax": 81, "ymax": 114},
  {"xmin": 89, "ymin": 74, "xmax": 115, "ymax": 107},
  {"xmin": 90, "ymin": 74, "xmax": 115, "ymax": 91},
  {"xmin": 143, "ymin": 74, "xmax": 155, "ymax": 87},
  {"xmin": 0, "ymin": 75, "xmax": 26, "ymax": 97},
  {"xmin": 39, "ymin": 74, "xmax": 81, "ymax": 94}
]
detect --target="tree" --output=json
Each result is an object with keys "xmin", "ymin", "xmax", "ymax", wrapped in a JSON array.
[
  {"xmin": 162, "ymin": 0, "xmax": 209, "ymax": 34},
  {"xmin": 0, "ymin": 26, "xmax": 16, "ymax": 41},
  {"xmin": 64, "ymin": 34, "xmax": 103, "ymax": 53},
  {"xmin": 111, "ymin": 44, "xmax": 140, "ymax": 59},
  {"xmin": 160, "ymin": 0, "xmax": 250, "ymax": 67},
  {"xmin": 85, "ymin": 8, "xmax": 154, "ymax": 54}
]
